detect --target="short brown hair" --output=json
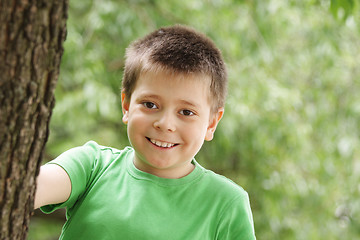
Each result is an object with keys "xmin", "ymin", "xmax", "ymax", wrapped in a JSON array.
[{"xmin": 122, "ymin": 25, "xmax": 227, "ymax": 111}]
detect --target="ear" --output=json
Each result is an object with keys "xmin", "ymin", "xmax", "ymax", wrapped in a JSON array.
[
  {"xmin": 121, "ymin": 91, "xmax": 130, "ymax": 125},
  {"xmin": 205, "ymin": 108, "xmax": 224, "ymax": 141}
]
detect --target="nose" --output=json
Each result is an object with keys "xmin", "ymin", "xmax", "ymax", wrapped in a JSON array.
[{"xmin": 153, "ymin": 111, "xmax": 176, "ymax": 132}]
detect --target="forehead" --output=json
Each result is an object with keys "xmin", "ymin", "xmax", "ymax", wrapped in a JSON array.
[
  {"xmin": 133, "ymin": 70, "xmax": 212, "ymax": 103},
  {"xmin": 137, "ymin": 69, "xmax": 211, "ymax": 90}
]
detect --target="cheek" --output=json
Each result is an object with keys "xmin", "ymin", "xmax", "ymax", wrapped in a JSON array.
[
  {"xmin": 128, "ymin": 107, "xmax": 148, "ymax": 124},
  {"xmin": 184, "ymin": 123, "xmax": 208, "ymax": 141},
  {"xmin": 127, "ymin": 114, "xmax": 144, "ymax": 139},
  {"xmin": 128, "ymin": 116, "xmax": 145, "ymax": 133}
]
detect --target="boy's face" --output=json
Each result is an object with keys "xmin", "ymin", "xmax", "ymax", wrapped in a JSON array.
[{"xmin": 122, "ymin": 70, "xmax": 223, "ymax": 179}]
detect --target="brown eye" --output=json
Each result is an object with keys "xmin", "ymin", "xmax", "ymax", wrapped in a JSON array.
[
  {"xmin": 180, "ymin": 109, "xmax": 194, "ymax": 116},
  {"xmin": 143, "ymin": 102, "xmax": 157, "ymax": 109}
]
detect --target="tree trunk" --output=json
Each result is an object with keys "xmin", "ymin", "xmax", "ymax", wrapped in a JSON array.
[{"xmin": 0, "ymin": 0, "xmax": 68, "ymax": 239}]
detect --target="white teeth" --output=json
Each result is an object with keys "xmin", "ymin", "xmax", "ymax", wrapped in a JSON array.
[{"xmin": 150, "ymin": 139, "xmax": 175, "ymax": 148}]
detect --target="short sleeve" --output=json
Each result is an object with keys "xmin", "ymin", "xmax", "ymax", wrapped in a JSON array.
[
  {"xmin": 40, "ymin": 141, "xmax": 100, "ymax": 213},
  {"xmin": 216, "ymin": 192, "xmax": 256, "ymax": 239}
]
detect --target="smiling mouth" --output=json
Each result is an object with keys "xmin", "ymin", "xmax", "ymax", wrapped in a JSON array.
[{"xmin": 146, "ymin": 137, "xmax": 179, "ymax": 148}]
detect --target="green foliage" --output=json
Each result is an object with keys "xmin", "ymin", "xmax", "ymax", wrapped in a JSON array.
[
  {"xmin": 28, "ymin": 217, "xmax": 62, "ymax": 240},
  {"xmin": 330, "ymin": 0, "xmax": 358, "ymax": 20},
  {"xmin": 29, "ymin": 0, "xmax": 360, "ymax": 239}
]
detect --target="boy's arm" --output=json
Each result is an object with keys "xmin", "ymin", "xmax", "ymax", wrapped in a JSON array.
[{"xmin": 34, "ymin": 164, "xmax": 71, "ymax": 209}]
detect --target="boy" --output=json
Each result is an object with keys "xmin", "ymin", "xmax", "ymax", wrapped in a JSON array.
[{"xmin": 35, "ymin": 25, "xmax": 256, "ymax": 239}]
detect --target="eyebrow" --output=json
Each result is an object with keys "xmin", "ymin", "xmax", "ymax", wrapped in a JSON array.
[
  {"xmin": 137, "ymin": 94, "xmax": 161, "ymax": 100},
  {"xmin": 177, "ymin": 100, "xmax": 200, "ymax": 109}
]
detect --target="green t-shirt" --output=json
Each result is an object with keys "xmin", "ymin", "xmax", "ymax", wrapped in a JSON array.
[{"xmin": 41, "ymin": 141, "xmax": 256, "ymax": 239}]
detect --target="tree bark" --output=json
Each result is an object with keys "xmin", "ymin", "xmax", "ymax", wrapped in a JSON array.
[{"xmin": 0, "ymin": 0, "xmax": 68, "ymax": 239}]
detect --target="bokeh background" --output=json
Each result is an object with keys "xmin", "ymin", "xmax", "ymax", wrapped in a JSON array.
[{"xmin": 28, "ymin": 0, "xmax": 360, "ymax": 239}]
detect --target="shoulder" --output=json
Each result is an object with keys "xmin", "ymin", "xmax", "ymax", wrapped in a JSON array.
[
  {"xmin": 69, "ymin": 141, "xmax": 133, "ymax": 163},
  {"xmin": 49, "ymin": 141, "xmax": 134, "ymax": 179},
  {"xmin": 194, "ymin": 166, "xmax": 252, "ymax": 214},
  {"xmin": 81, "ymin": 140, "xmax": 130, "ymax": 155},
  {"xmin": 199, "ymin": 167, "xmax": 249, "ymax": 200}
]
